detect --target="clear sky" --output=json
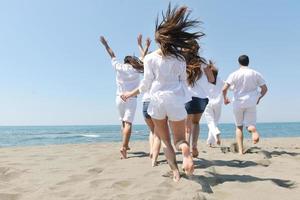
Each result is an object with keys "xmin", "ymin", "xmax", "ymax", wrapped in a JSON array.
[{"xmin": 0, "ymin": 0, "xmax": 299, "ymax": 126}]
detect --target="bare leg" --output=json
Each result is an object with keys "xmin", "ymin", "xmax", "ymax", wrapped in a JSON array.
[
  {"xmin": 145, "ymin": 117, "xmax": 161, "ymax": 166},
  {"xmin": 247, "ymin": 125, "xmax": 260, "ymax": 144},
  {"xmin": 170, "ymin": 120, "xmax": 194, "ymax": 176},
  {"xmin": 236, "ymin": 126, "xmax": 243, "ymax": 155},
  {"xmin": 153, "ymin": 118, "xmax": 180, "ymax": 182},
  {"xmin": 185, "ymin": 114, "xmax": 193, "ymax": 146},
  {"xmin": 216, "ymin": 133, "xmax": 221, "ymax": 145},
  {"xmin": 191, "ymin": 113, "xmax": 201, "ymax": 158},
  {"xmin": 152, "ymin": 133, "xmax": 161, "ymax": 167},
  {"xmin": 120, "ymin": 121, "xmax": 132, "ymax": 159}
]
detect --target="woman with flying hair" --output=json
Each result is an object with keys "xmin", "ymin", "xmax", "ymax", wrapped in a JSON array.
[
  {"xmin": 182, "ymin": 40, "xmax": 216, "ymax": 158},
  {"xmin": 99, "ymin": 36, "xmax": 143, "ymax": 159},
  {"xmin": 121, "ymin": 5, "xmax": 200, "ymax": 181}
]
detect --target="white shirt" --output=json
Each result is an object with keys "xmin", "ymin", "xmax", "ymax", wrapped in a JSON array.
[
  {"xmin": 139, "ymin": 51, "xmax": 191, "ymax": 104},
  {"xmin": 111, "ymin": 58, "xmax": 140, "ymax": 96},
  {"xmin": 187, "ymin": 67, "xmax": 210, "ymax": 98},
  {"xmin": 226, "ymin": 66, "xmax": 266, "ymax": 108},
  {"xmin": 207, "ymin": 77, "xmax": 224, "ymax": 105}
]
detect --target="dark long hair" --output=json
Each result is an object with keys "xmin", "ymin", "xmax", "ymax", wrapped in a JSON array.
[
  {"xmin": 183, "ymin": 39, "xmax": 207, "ymax": 87},
  {"xmin": 155, "ymin": 4, "xmax": 204, "ymax": 59},
  {"xmin": 124, "ymin": 56, "xmax": 144, "ymax": 73}
]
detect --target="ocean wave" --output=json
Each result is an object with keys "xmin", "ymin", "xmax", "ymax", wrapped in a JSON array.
[{"xmin": 79, "ymin": 134, "xmax": 100, "ymax": 138}]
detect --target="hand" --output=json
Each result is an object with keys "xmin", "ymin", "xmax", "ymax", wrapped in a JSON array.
[
  {"xmin": 137, "ymin": 34, "xmax": 142, "ymax": 46},
  {"xmin": 120, "ymin": 92, "xmax": 132, "ymax": 102},
  {"xmin": 224, "ymin": 97, "xmax": 230, "ymax": 105},
  {"xmin": 100, "ymin": 36, "xmax": 108, "ymax": 46},
  {"xmin": 145, "ymin": 37, "xmax": 151, "ymax": 47}
]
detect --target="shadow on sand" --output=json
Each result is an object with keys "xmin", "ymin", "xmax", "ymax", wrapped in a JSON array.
[{"xmin": 182, "ymin": 171, "xmax": 296, "ymax": 194}]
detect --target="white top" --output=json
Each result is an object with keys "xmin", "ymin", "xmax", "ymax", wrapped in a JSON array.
[
  {"xmin": 142, "ymin": 92, "xmax": 151, "ymax": 102},
  {"xmin": 207, "ymin": 77, "xmax": 224, "ymax": 105},
  {"xmin": 111, "ymin": 58, "xmax": 140, "ymax": 96},
  {"xmin": 139, "ymin": 51, "xmax": 191, "ymax": 105},
  {"xmin": 226, "ymin": 66, "xmax": 266, "ymax": 108},
  {"xmin": 187, "ymin": 67, "xmax": 210, "ymax": 99}
]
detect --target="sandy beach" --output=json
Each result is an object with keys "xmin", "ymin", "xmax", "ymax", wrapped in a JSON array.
[{"xmin": 0, "ymin": 137, "xmax": 299, "ymax": 200}]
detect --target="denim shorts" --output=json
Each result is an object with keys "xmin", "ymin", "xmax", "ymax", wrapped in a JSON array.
[
  {"xmin": 142, "ymin": 101, "xmax": 151, "ymax": 119},
  {"xmin": 185, "ymin": 97, "xmax": 209, "ymax": 114}
]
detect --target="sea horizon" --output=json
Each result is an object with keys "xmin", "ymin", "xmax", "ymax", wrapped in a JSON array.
[{"xmin": 1, "ymin": 122, "xmax": 300, "ymax": 148}]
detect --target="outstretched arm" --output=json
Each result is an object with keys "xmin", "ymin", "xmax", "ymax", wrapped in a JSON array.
[
  {"xmin": 100, "ymin": 36, "xmax": 116, "ymax": 58},
  {"xmin": 222, "ymin": 83, "xmax": 231, "ymax": 105},
  {"xmin": 257, "ymin": 84, "xmax": 268, "ymax": 104}
]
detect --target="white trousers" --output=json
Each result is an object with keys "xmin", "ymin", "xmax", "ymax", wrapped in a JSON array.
[{"xmin": 204, "ymin": 102, "xmax": 222, "ymax": 144}]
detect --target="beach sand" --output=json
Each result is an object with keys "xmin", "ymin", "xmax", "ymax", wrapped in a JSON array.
[{"xmin": 0, "ymin": 137, "xmax": 299, "ymax": 200}]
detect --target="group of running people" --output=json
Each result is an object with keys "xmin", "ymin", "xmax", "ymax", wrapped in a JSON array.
[{"xmin": 99, "ymin": 5, "xmax": 268, "ymax": 182}]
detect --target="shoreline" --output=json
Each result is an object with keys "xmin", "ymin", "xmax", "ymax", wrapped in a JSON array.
[{"xmin": 1, "ymin": 136, "xmax": 300, "ymax": 149}]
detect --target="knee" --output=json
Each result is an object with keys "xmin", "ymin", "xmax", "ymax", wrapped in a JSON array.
[
  {"xmin": 236, "ymin": 126, "xmax": 243, "ymax": 132},
  {"xmin": 247, "ymin": 125, "xmax": 256, "ymax": 133}
]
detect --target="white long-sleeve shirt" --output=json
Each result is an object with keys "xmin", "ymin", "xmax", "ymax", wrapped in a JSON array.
[
  {"xmin": 187, "ymin": 67, "xmax": 210, "ymax": 99},
  {"xmin": 111, "ymin": 58, "xmax": 140, "ymax": 96},
  {"xmin": 138, "ymin": 51, "xmax": 191, "ymax": 104},
  {"xmin": 207, "ymin": 77, "xmax": 225, "ymax": 106}
]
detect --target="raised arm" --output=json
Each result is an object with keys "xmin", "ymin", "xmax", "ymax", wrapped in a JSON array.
[
  {"xmin": 137, "ymin": 34, "xmax": 144, "ymax": 57},
  {"xmin": 222, "ymin": 83, "xmax": 231, "ymax": 105},
  {"xmin": 204, "ymin": 60, "xmax": 216, "ymax": 83},
  {"xmin": 137, "ymin": 34, "xmax": 151, "ymax": 60},
  {"xmin": 100, "ymin": 36, "xmax": 116, "ymax": 58},
  {"xmin": 257, "ymin": 84, "xmax": 268, "ymax": 104},
  {"xmin": 142, "ymin": 38, "xmax": 151, "ymax": 59}
]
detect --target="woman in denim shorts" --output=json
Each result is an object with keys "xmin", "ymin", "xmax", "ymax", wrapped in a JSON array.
[{"xmin": 183, "ymin": 40, "xmax": 216, "ymax": 158}]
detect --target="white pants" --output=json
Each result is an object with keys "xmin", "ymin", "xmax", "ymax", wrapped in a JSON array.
[
  {"xmin": 233, "ymin": 105, "xmax": 256, "ymax": 127},
  {"xmin": 116, "ymin": 96, "xmax": 137, "ymax": 123},
  {"xmin": 204, "ymin": 103, "xmax": 222, "ymax": 144}
]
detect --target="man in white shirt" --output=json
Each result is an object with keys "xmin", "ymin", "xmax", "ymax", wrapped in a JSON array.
[{"xmin": 223, "ymin": 55, "xmax": 268, "ymax": 154}]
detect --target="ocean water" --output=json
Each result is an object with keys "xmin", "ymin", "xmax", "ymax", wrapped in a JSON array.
[{"xmin": 0, "ymin": 122, "xmax": 300, "ymax": 147}]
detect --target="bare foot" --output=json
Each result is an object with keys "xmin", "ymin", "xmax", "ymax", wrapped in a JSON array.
[
  {"xmin": 151, "ymin": 159, "xmax": 158, "ymax": 167},
  {"xmin": 192, "ymin": 147, "xmax": 199, "ymax": 158},
  {"xmin": 182, "ymin": 146, "xmax": 194, "ymax": 176},
  {"xmin": 120, "ymin": 147, "xmax": 127, "ymax": 159},
  {"xmin": 173, "ymin": 170, "xmax": 180, "ymax": 182},
  {"xmin": 252, "ymin": 132, "xmax": 260, "ymax": 144}
]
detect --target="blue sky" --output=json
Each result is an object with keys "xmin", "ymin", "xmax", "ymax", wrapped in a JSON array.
[{"xmin": 0, "ymin": 0, "xmax": 299, "ymax": 125}]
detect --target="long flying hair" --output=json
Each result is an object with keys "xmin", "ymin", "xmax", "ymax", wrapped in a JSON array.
[
  {"xmin": 182, "ymin": 39, "xmax": 207, "ymax": 87},
  {"xmin": 155, "ymin": 4, "xmax": 204, "ymax": 59},
  {"xmin": 124, "ymin": 56, "xmax": 144, "ymax": 73}
]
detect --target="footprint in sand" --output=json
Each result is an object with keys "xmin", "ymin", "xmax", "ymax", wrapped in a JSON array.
[
  {"xmin": 56, "ymin": 174, "xmax": 86, "ymax": 185},
  {"xmin": 89, "ymin": 178, "xmax": 113, "ymax": 188},
  {"xmin": 144, "ymin": 170, "xmax": 160, "ymax": 177},
  {"xmin": 111, "ymin": 180, "xmax": 132, "ymax": 189},
  {"xmin": 87, "ymin": 167, "xmax": 103, "ymax": 175},
  {"xmin": 256, "ymin": 159, "xmax": 271, "ymax": 167},
  {"xmin": 0, "ymin": 193, "xmax": 20, "ymax": 200},
  {"xmin": 0, "ymin": 167, "xmax": 22, "ymax": 181},
  {"xmin": 193, "ymin": 193, "xmax": 208, "ymax": 200}
]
